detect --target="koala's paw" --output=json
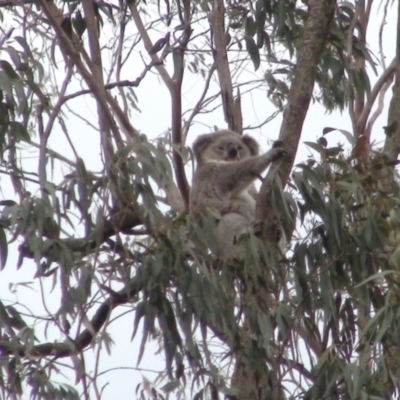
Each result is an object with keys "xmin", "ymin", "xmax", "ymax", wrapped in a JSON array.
[
  {"xmin": 251, "ymin": 219, "xmax": 263, "ymax": 236},
  {"xmin": 272, "ymin": 140, "xmax": 284, "ymax": 148},
  {"xmin": 270, "ymin": 144, "xmax": 286, "ymax": 160}
]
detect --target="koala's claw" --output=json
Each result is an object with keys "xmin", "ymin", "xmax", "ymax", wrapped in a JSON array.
[
  {"xmin": 271, "ymin": 146, "xmax": 286, "ymax": 161},
  {"xmin": 272, "ymin": 140, "xmax": 284, "ymax": 148},
  {"xmin": 271, "ymin": 140, "xmax": 286, "ymax": 158}
]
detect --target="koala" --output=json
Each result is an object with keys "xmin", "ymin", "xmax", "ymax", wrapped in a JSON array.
[{"xmin": 190, "ymin": 129, "xmax": 285, "ymax": 260}]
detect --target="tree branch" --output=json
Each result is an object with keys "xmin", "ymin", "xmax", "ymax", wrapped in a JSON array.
[
  {"xmin": 0, "ymin": 277, "xmax": 143, "ymax": 357},
  {"xmin": 384, "ymin": 0, "xmax": 400, "ymax": 160},
  {"xmin": 130, "ymin": 4, "xmax": 174, "ymax": 90},
  {"xmin": 18, "ymin": 207, "xmax": 142, "ymax": 261},
  {"xmin": 182, "ymin": 63, "xmax": 216, "ymax": 142},
  {"xmin": 37, "ymin": 0, "xmax": 137, "ymax": 141},
  {"xmin": 210, "ymin": 0, "xmax": 242, "ymax": 133},
  {"xmin": 130, "ymin": 3, "xmax": 190, "ymax": 209},
  {"xmin": 256, "ymin": 0, "xmax": 336, "ymax": 231},
  {"xmin": 357, "ymin": 58, "xmax": 396, "ymax": 136}
]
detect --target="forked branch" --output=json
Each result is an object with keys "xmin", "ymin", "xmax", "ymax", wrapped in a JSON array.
[{"xmin": 257, "ymin": 0, "xmax": 336, "ymax": 228}]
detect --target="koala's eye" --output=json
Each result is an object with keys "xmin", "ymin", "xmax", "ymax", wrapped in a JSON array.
[
  {"xmin": 218, "ymin": 146, "xmax": 224, "ymax": 150},
  {"xmin": 237, "ymin": 145, "xmax": 243, "ymax": 150}
]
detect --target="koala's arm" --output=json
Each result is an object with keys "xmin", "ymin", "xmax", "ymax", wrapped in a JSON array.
[{"xmin": 213, "ymin": 146, "xmax": 284, "ymax": 194}]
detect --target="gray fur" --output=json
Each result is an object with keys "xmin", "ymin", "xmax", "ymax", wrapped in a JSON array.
[{"xmin": 190, "ymin": 129, "xmax": 285, "ymax": 259}]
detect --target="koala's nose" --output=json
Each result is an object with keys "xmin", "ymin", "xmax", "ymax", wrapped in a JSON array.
[{"xmin": 227, "ymin": 143, "xmax": 238, "ymax": 158}]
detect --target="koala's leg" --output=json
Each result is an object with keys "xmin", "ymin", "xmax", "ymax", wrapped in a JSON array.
[{"xmin": 215, "ymin": 213, "xmax": 251, "ymax": 260}]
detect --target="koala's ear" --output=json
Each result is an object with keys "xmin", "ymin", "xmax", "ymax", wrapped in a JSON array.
[
  {"xmin": 193, "ymin": 134, "xmax": 213, "ymax": 162},
  {"xmin": 242, "ymin": 135, "xmax": 259, "ymax": 156}
]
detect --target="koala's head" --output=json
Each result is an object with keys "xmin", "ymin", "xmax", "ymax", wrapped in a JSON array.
[{"xmin": 193, "ymin": 130, "xmax": 259, "ymax": 164}]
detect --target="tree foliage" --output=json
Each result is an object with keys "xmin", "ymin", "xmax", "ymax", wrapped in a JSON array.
[{"xmin": 0, "ymin": 0, "xmax": 400, "ymax": 399}]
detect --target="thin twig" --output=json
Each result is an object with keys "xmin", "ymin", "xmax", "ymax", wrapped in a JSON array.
[
  {"xmin": 38, "ymin": 0, "xmax": 137, "ymax": 141},
  {"xmin": 366, "ymin": 77, "xmax": 393, "ymax": 135},
  {"xmin": 357, "ymin": 58, "xmax": 396, "ymax": 135},
  {"xmin": 130, "ymin": 4, "xmax": 173, "ymax": 90},
  {"xmin": 182, "ymin": 63, "xmax": 216, "ymax": 142}
]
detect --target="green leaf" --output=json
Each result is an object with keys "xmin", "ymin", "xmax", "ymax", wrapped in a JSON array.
[
  {"xmin": 245, "ymin": 16, "xmax": 257, "ymax": 37},
  {"xmin": 9, "ymin": 121, "xmax": 30, "ymax": 142},
  {"xmin": 0, "ymin": 227, "xmax": 7, "ymax": 269},
  {"xmin": 335, "ymin": 181, "xmax": 358, "ymax": 193},
  {"xmin": 0, "ymin": 60, "xmax": 19, "ymax": 80},
  {"xmin": 323, "ymin": 126, "xmax": 354, "ymax": 145},
  {"xmin": 150, "ymin": 37, "xmax": 167, "ymax": 55},
  {"xmin": 73, "ymin": 11, "xmax": 87, "ymax": 38},
  {"xmin": 61, "ymin": 17, "xmax": 73, "ymax": 39},
  {"xmin": 354, "ymin": 270, "xmax": 395, "ymax": 288},
  {"xmin": 14, "ymin": 36, "xmax": 34, "ymax": 60},
  {"xmin": 160, "ymin": 380, "xmax": 180, "ymax": 393},
  {"xmin": 325, "ymin": 146, "xmax": 343, "ymax": 157},
  {"xmin": 244, "ymin": 35, "xmax": 260, "ymax": 71},
  {"xmin": 4, "ymin": 47, "xmax": 22, "ymax": 70},
  {"xmin": 304, "ymin": 141, "xmax": 324, "ymax": 153}
]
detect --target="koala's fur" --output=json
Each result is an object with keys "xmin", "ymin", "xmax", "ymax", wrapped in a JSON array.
[{"xmin": 190, "ymin": 129, "xmax": 285, "ymax": 259}]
